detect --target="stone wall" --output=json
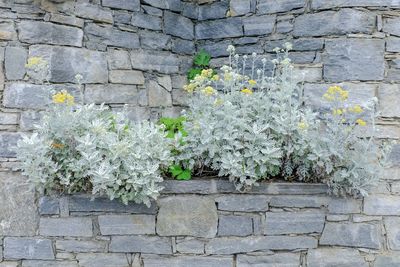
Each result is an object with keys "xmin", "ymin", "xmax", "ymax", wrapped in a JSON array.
[
  {"xmin": 1, "ymin": 180, "xmax": 400, "ymax": 266},
  {"xmin": 1, "ymin": 0, "xmax": 400, "ymax": 266}
]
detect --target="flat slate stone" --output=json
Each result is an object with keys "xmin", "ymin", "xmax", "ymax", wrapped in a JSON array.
[
  {"xmin": 39, "ymin": 217, "xmax": 93, "ymax": 237},
  {"xmin": 312, "ymin": 0, "xmax": 400, "ymax": 9},
  {"xmin": 38, "ymin": 197, "xmax": 60, "ymax": 215},
  {"xmin": 29, "ymin": 45, "xmax": 108, "ymax": 84},
  {"xmin": 85, "ymin": 23, "xmax": 140, "ymax": 49},
  {"xmin": 243, "ymin": 15, "xmax": 276, "ymax": 36},
  {"xmin": 56, "ymin": 240, "xmax": 107, "ymax": 253},
  {"xmin": 76, "ymin": 253, "xmax": 128, "ymax": 267},
  {"xmin": 130, "ymin": 50, "xmax": 180, "ymax": 74},
  {"xmin": 4, "ymin": 238, "xmax": 54, "ymax": 260},
  {"xmin": 69, "ymin": 195, "xmax": 157, "ymax": 214},
  {"xmin": 269, "ymin": 195, "xmax": 329, "ymax": 208},
  {"xmin": 384, "ymin": 217, "xmax": 400, "ymax": 250},
  {"xmin": 218, "ymin": 215, "xmax": 253, "ymax": 236},
  {"xmin": 320, "ymin": 223, "xmax": 381, "ymax": 249},
  {"xmin": 110, "ymin": 236, "xmax": 172, "ymax": 254},
  {"xmin": 307, "ymin": 248, "xmax": 368, "ymax": 267},
  {"xmin": 18, "ymin": 21, "xmax": 83, "ymax": 47},
  {"xmin": 157, "ymin": 196, "xmax": 218, "ymax": 238},
  {"xmin": 364, "ymin": 195, "xmax": 400, "ymax": 215},
  {"xmin": 374, "ymin": 254, "xmax": 400, "ymax": 267},
  {"xmin": 102, "ymin": 0, "xmax": 140, "ymax": 11},
  {"xmin": 164, "ymin": 11, "xmax": 194, "ymax": 40},
  {"xmin": 216, "ymin": 195, "xmax": 269, "ymax": 212},
  {"xmin": 265, "ymin": 211, "xmax": 325, "ymax": 235},
  {"xmin": 196, "ymin": 18, "xmax": 243, "ymax": 40},
  {"xmin": 237, "ymin": 253, "xmax": 300, "ymax": 267},
  {"xmin": 142, "ymin": 255, "xmax": 233, "ymax": 267},
  {"xmin": 75, "ymin": 2, "xmax": 113, "ymax": 23},
  {"xmin": 98, "ymin": 214, "xmax": 155, "ymax": 235},
  {"xmin": 323, "ymin": 39, "xmax": 385, "ymax": 82},
  {"xmin": 21, "ymin": 261, "xmax": 78, "ymax": 267},
  {"xmin": 0, "ymin": 132, "xmax": 21, "ymax": 157},
  {"xmin": 206, "ymin": 236, "xmax": 317, "ymax": 254},
  {"xmin": 257, "ymin": 0, "xmax": 305, "ymax": 14},
  {"xmin": 84, "ymin": 84, "xmax": 138, "ymax": 104},
  {"xmin": 5, "ymin": 46, "xmax": 27, "ymax": 80}
]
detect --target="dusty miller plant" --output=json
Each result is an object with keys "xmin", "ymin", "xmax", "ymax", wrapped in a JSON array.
[
  {"xmin": 179, "ymin": 44, "xmax": 390, "ymax": 196},
  {"xmin": 17, "ymin": 85, "xmax": 171, "ymax": 206}
]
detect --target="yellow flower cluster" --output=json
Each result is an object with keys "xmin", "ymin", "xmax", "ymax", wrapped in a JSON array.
[
  {"xmin": 298, "ymin": 121, "xmax": 308, "ymax": 130},
  {"xmin": 323, "ymin": 86, "xmax": 349, "ymax": 102},
  {"xmin": 201, "ymin": 69, "xmax": 213, "ymax": 78},
  {"xmin": 348, "ymin": 104, "xmax": 363, "ymax": 114},
  {"xmin": 356, "ymin": 118, "xmax": 367, "ymax": 126},
  {"xmin": 241, "ymin": 88, "xmax": 253, "ymax": 95},
  {"xmin": 248, "ymin": 79, "xmax": 257, "ymax": 86},
  {"xmin": 201, "ymin": 86, "xmax": 216, "ymax": 96},
  {"xmin": 52, "ymin": 90, "xmax": 75, "ymax": 105},
  {"xmin": 332, "ymin": 108, "xmax": 345, "ymax": 116}
]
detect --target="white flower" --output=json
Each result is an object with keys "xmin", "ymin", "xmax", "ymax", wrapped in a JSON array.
[
  {"xmin": 271, "ymin": 59, "xmax": 279, "ymax": 65},
  {"xmin": 273, "ymin": 47, "xmax": 281, "ymax": 53},
  {"xmin": 227, "ymin": 45, "xmax": 235, "ymax": 53},
  {"xmin": 252, "ymin": 52, "xmax": 257, "ymax": 58},
  {"xmin": 284, "ymin": 42, "xmax": 293, "ymax": 50},
  {"xmin": 281, "ymin": 58, "xmax": 291, "ymax": 65}
]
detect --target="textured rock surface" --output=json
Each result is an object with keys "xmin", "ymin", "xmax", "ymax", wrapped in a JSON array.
[
  {"xmin": 307, "ymin": 248, "xmax": 368, "ymax": 267},
  {"xmin": 157, "ymin": 196, "xmax": 218, "ymax": 238}
]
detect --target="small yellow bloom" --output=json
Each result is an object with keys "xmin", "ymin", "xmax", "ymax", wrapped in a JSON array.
[
  {"xmin": 183, "ymin": 83, "xmax": 197, "ymax": 93},
  {"xmin": 52, "ymin": 90, "xmax": 75, "ymax": 105},
  {"xmin": 214, "ymin": 98, "xmax": 223, "ymax": 106},
  {"xmin": 224, "ymin": 73, "xmax": 232, "ymax": 81},
  {"xmin": 211, "ymin": 74, "xmax": 220, "ymax": 81},
  {"xmin": 241, "ymin": 88, "xmax": 253, "ymax": 95},
  {"xmin": 332, "ymin": 108, "xmax": 346, "ymax": 116},
  {"xmin": 298, "ymin": 121, "xmax": 308, "ymax": 130},
  {"xmin": 356, "ymin": 118, "xmax": 367, "ymax": 126},
  {"xmin": 202, "ymin": 86, "xmax": 216, "ymax": 96},
  {"xmin": 201, "ymin": 69, "xmax": 213, "ymax": 78},
  {"xmin": 323, "ymin": 86, "xmax": 349, "ymax": 102},
  {"xmin": 248, "ymin": 79, "xmax": 257, "ymax": 86},
  {"xmin": 349, "ymin": 104, "xmax": 363, "ymax": 114}
]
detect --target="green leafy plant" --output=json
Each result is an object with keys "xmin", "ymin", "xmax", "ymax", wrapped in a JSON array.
[
  {"xmin": 187, "ymin": 50, "xmax": 212, "ymax": 81},
  {"xmin": 159, "ymin": 116, "xmax": 192, "ymax": 180}
]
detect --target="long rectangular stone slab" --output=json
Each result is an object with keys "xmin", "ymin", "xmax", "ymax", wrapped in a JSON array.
[
  {"xmin": 265, "ymin": 211, "xmax": 325, "ymax": 235},
  {"xmin": 4, "ymin": 238, "xmax": 54, "ymax": 260},
  {"xmin": 39, "ymin": 217, "xmax": 93, "ymax": 237},
  {"xmin": 98, "ymin": 215, "xmax": 155, "ymax": 235},
  {"xmin": 110, "ymin": 236, "xmax": 172, "ymax": 254},
  {"xmin": 205, "ymin": 236, "xmax": 317, "ymax": 254},
  {"xmin": 142, "ymin": 255, "xmax": 233, "ymax": 267}
]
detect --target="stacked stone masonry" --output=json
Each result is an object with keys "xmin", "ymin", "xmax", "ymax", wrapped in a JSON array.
[
  {"xmin": 0, "ymin": 180, "xmax": 400, "ymax": 266},
  {"xmin": 1, "ymin": 0, "xmax": 400, "ymax": 266}
]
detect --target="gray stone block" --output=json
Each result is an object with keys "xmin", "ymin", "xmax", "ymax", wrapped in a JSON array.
[
  {"xmin": 182, "ymin": 2, "xmax": 198, "ymax": 19},
  {"xmin": 293, "ymin": 9, "xmax": 374, "ymax": 37},
  {"xmin": 323, "ymin": 39, "xmax": 385, "ymax": 82},
  {"xmin": 312, "ymin": 0, "xmax": 400, "ymax": 9},
  {"xmin": 39, "ymin": 217, "xmax": 92, "ymax": 237},
  {"xmin": 387, "ymin": 37, "xmax": 400, "ymax": 52},
  {"xmin": 20, "ymin": 111, "xmax": 43, "ymax": 131},
  {"xmin": 172, "ymin": 39, "xmax": 195, "ymax": 55},
  {"xmin": 307, "ymin": 248, "xmax": 368, "ymax": 267},
  {"xmin": 85, "ymin": 84, "xmax": 138, "ymax": 104},
  {"xmin": 142, "ymin": 255, "xmax": 233, "ymax": 267},
  {"xmin": 39, "ymin": 197, "xmax": 59, "ymax": 215},
  {"xmin": 109, "ymin": 70, "xmax": 144, "ymax": 85},
  {"xmin": 140, "ymin": 31, "xmax": 171, "ymax": 50},
  {"xmin": 56, "ymin": 240, "xmax": 107, "ymax": 253},
  {"xmin": 206, "ymin": 236, "xmax": 317, "ymax": 254},
  {"xmin": 0, "ymin": 112, "xmax": 18, "ymax": 125},
  {"xmin": 69, "ymin": 195, "xmax": 157, "ymax": 214},
  {"xmin": 18, "ymin": 21, "xmax": 83, "ymax": 47},
  {"xmin": 102, "ymin": 0, "xmax": 140, "ymax": 11},
  {"xmin": 0, "ymin": 20, "xmax": 16, "ymax": 40},
  {"xmin": 131, "ymin": 12, "xmax": 162, "ymax": 30},
  {"xmin": 107, "ymin": 49, "xmax": 131, "ymax": 70},
  {"xmin": 130, "ymin": 50, "xmax": 180, "ymax": 74},
  {"xmin": 21, "ymin": 261, "xmax": 78, "ymax": 267},
  {"xmin": 110, "ymin": 236, "xmax": 172, "ymax": 254},
  {"xmin": 257, "ymin": 0, "xmax": 305, "ymax": 14},
  {"xmin": 148, "ymin": 80, "xmax": 172, "ymax": 107},
  {"xmin": 198, "ymin": 2, "xmax": 228, "ymax": 21},
  {"xmin": 265, "ymin": 211, "xmax": 325, "ymax": 235},
  {"xmin": 237, "ymin": 253, "xmax": 300, "ymax": 267},
  {"xmin": 98, "ymin": 214, "xmax": 155, "ymax": 235},
  {"xmin": 320, "ymin": 223, "xmax": 381, "ymax": 249},
  {"xmin": 375, "ymin": 254, "xmax": 400, "ymax": 267},
  {"xmin": 76, "ymin": 253, "xmax": 128, "ymax": 267},
  {"xmin": 5, "ymin": 46, "xmax": 27, "ymax": 80},
  {"xmin": 364, "ymin": 195, "xmax": 400, "ymax": 215},
  {"xmin": 49, "ymin": 14, "xmax": 84, "ymax": 28},
  {"xmin": 164, "ymin": 11, "xmax": 194, "ymax": 40},
  {"xmin": 142, "ymin": 0, "xmax": 166, "ymax": 9},
  {"xmin": 0, "ymin": 132, "xmax": 20, "ymax": 157},
  {"xmin": 269, "ymin": 195, "xmax": 329, "ymax": 208},
  {"xmin": 176, "ymin": 238, "xmax": 205, "ymax": 254},
  {"xmin": 384, "ymin": 217, "xmax": 400, "ymax": 250},
  {"xmin": 378, "ymin": 84, "xmax": 400, "ymax": 118},
  {"xmin": 216, "ymin": 195, "xmax": 269, "ymax": 212},
  {"xmin": 75, "ymin": 2, "xmax": 113, "ymax": 23},
  {"xmin": 243, "ymin": 15, "xmax": 275, "ymax": 36},
  {"xmin": 196, "ymin": 18, "xmax": 243, "ymax": 40},
  {"xmin": 230, "ymin": 0, "xmax": 251, "ymax": 16},
  {"xmin": 157, "ymin": 196, "xmax": 218, "ymax": 238},
  {"xmin": 29, "ymin": 45, "xmax": 108, "ymax": 84},
  {"xmin": 85, "ymin": 23, "xmax": 140, "ymax": 49},
  {"xmin": 4, "ymin": 238, "xmax": 54, "ymax": 260},
  {"xmin": 218, "ymin": 215, "xmax": 253, "ymax": 236},
  {"xmin": 328, "ymin": 197, "xmax": 362, "ymax": 214},
  {"xmin": 383, "ymin": 17, "xmax": 400, "ymax": 36}
]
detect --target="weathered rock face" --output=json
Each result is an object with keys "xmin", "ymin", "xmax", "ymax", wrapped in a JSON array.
[{"xmin": 157, "ymin": 196, "xmax": 218, "ymax": 238}]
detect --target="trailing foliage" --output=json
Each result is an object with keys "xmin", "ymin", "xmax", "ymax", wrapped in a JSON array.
[
  {"xmin": 159, "ymin": 116, "xmax": 192, "ymax": 180},
  {"xmin": 179, "ymin": 44, "xmax": 390, "ymax": 196},
  {"xmin": 17, "ymin": 91, "xmax": 171, "ymax": 206},
  {"xmin": 187, "ymin": 50, "xmax": 213, "ymax": 81}
]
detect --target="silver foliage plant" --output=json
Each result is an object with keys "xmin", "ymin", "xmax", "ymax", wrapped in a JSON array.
[
  {"xmin": 180, "ymin": 44, "xmax": 390, "ymax": 196},
  {"xmin": 17, "ymin": 91, "xmax": 171, "ymax": 206}
]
